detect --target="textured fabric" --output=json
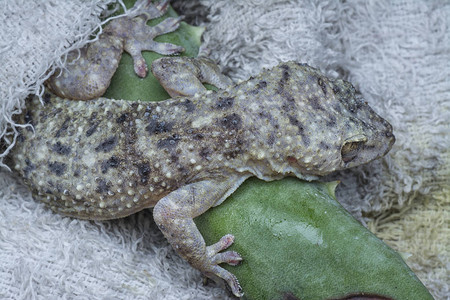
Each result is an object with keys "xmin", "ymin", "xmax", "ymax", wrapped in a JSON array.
[
  {"xmin": 0, "ymin": 0, "xmax": 128, "ymax": 168},
  {"xmin": 1, "ymin": 0, "xmax": 448, "ymax": 299}
]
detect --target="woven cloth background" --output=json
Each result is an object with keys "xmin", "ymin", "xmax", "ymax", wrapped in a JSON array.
[{"xmin": 1, "ymin": 0, "xmax": 448, "ymax": 299}]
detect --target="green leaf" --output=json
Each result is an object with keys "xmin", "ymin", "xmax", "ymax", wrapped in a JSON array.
[{"xmin": 196, "ymin": 178, "xmax": 433, "ymax": 300}]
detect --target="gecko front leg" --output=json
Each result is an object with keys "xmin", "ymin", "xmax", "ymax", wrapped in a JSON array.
[
  {"xmin": 153, "ymin": 175, "xmax": 248, "ymax": 297},
  {"xmin": 151, "ymin": 56, "xmax": 233, "ymax": 97},
  {"xmin": 46, "ymin": 0, "xmax": 184, "ymax": 100}
]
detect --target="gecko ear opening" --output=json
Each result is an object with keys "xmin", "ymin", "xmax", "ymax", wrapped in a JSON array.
[{"xmin": 341, "ymin": 135, "xmax": 367, "ymax": 163}]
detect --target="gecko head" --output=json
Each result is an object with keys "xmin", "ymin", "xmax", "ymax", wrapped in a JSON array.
[
  {"xmin": 272, "ymin": 62, "xmax": 395, "ymax": 176},
  {"xmin": 328, "ymin": 76, "xmax": 395, "ymax": 170}
]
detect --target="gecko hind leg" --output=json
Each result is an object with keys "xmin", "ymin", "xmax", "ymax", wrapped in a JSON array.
[
  {"xmin": 153, "ymin": 176, "xmax": 246, "ymax": 297},
  {"xmin": 46, "ymin": 0, "xmax": 184, "ymax": 100},
  {"xmin": 151, "ymin": 56, "xmax": 233, "ymax": 98}
]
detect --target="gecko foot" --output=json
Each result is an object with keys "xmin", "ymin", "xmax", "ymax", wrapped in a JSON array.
[
  {"xmin": 152, "ymin": 56, "xmax": 233, "ymax": 97},
  {"xmin": 125, "ymin": 16, "xmax": 185, "ymax": 77},
  {"xmin": 112, "ymin": 0, "xmax": 185, "ymax": 77},
  {"xmin": 203, "ymin": 234, "xmax": 244, "ymax": 297}
]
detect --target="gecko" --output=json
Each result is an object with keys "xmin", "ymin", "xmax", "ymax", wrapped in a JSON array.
[{"xmin": 7, "ymin": 0, "xmax": 395, "ymax": 297}]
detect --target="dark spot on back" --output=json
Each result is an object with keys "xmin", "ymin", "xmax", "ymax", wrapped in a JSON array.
[
  {"xmin": 215, "ymin": 97, "xmax": 234, "ymax": 110},
  {"xmin": 137, "ymin": 162, "xmax": 151, "ymax": 184},
  {"xmin": 146, "ymin": 120, "xmax": 173, "ymax": 135},
  {"xmin": 281, "ymin": 90, "xmax": 295, "ymax": 102},
  {"xmin": 144, "ymin": 105, "xmax": 152, "ymax": 117},
  {"xmin": 259, "ymin": 110, "xmax": 271, "ymax": 119},
  {"xmin": 249, "ymin": 81, "xmax": 267, "ymax": 95},
  {"xmin": 281, "ymin": 98, "xmax": 296, "ymax": 112},
  {"xmin": 23, "ymin": 158, "xmax": 36, "ymax": 177},
  {"xmin": 116, "ymin": 113, "xmax": 128, "ymax": 123},
  {"xmin": 288, "ymin": 115, "xmax": 310, "ymax": 146},
  {"xmin": 178, "ymin": 166, "xmax": 189, "ymax": 177},
  {"xmin": 308, "ymin": 95, "xmax": 325, "ymax": 111},
  {"xmin": 49, "ymin": 108, "xmax": 62, "ymax": 119},
  {"xmin": 89, "ymin": 112, "xmax": 98, "ymax": 121},
  {"xmin": 224, "ymin": 147, "xmax": 242, "ymax": 159},
  {"xmin": 86, "ymin": 122, "xmax": 99, "ymax": 137},
  {"xmin": 95, "ymin": 136, "xmax": 117, "ymax": 152},
  {"xmin": 101, "ymin": 156, "xmax": 120, "ymax": 174},
  {"xmin": 170, "ymin": 154, "xmax": 179, "ymax": 164},
  {"xmin": 179, "ymin": 99, "xmax": 195, "ymax": 112},
  {"xmin": 326, "ymin": 114, "xmax": 337, "ymax": 127},
  {"xmin": 280, "ymin": 64, "xmax": 291, "ymax": 83},
  {"xmin": 95, "ymin": 178, "xmax": 110, "ymax": 194},
  {"xmin": 48, "ymin": 161, "xmax": 67, "ymax": 176},
  {"xmin": 288, "ymin": 115, "xmax": 303, "ymax": 132},
  {"xmin": 199, "ymin": 147, "xmax": 211, "ymax": 160},
  {"xmin": 267, "ymin": 133, "xmax": 275, "ymax": 146},
  {"xmin": 319, "ymin": 141, "xmax": 330, "ymax": 150},
  {"xmin": 73, "ymin": 169, "xmax": 80, "ymax": 177},
  {"xmin": 259, "ymin": 80, "xmax": 267, "ymax": 88},
  {"xmin": 220, "ymin": 113, "xmax": 241, "ymax": 130},
  {"xmin": 51, "ymin": 142, "xmax": 71, "ymax": 156},
  {"xmin": 277, "ymin": 64, "xmax": 291, "ymax": 94},
  {"xmin": 193, "ymin": 133, "xmax": 204, "ymax": 140},
  {"xmin": 157, "ymin": 134, "xmax": 180, "ymax": 149},
  {"xmin": 130, "ymin": 102, "xmax": 139, "ymax": 110},
  {"xmin": 318, "ymin": 77, "xmax": 327, "ymax": 96},
  {"xmin": 55, "ymin": 117, "xmax": 71, "ymax": 138}
]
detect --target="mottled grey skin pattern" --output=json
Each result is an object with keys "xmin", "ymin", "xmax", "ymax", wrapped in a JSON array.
[
  {"xmin": 8, "ymin": 1, "xmax": 396, "ymax": 298},
  {"xmin": 10, "ymin": 61, "xmax": 395, "ymax": 296}
]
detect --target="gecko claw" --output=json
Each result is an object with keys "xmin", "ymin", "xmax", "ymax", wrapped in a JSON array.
[
  {"xmin": 210, "ymin": 251, "xmax": 243, "ymax": 266},
  {"xmin": 156, "ymin": 0, "xmax": 170, "ymax": 13},
  {"xmin": 130, "ymin": 0, "xmax": 170, "ymax": 20},
  {"xmin": 203, "ymin": 234, "xmax": 244, "ymax": 297},
  {"xmin": 205, "ymin": 266, "xmax": 244, "ymax": 298},
  {"xmin": 225, "ymin": 272, "xmax": 244, "ymax": 298}
]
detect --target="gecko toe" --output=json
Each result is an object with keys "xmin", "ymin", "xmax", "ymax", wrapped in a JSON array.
[
  {"xmin": 205, "ymin": 265, "xmax": 244, "ymax": 298},
  {"xmin": 211, "ymin": 251, "xmax": 243, "ymax": 266},
  {"xmin": 206, "ymin": 234, "xmax": 236, "ymax": 255}
]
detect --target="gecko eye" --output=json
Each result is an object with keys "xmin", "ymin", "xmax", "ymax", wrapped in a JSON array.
[{"xmin": 341, "ymin": 140, "xmax": 366, "ymax": 163}]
